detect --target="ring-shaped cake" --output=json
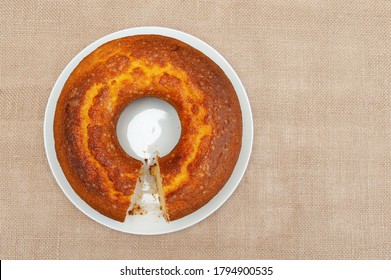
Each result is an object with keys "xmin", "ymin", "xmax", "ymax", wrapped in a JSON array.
[{"xmin": 54, "ymin": 35, "xmax": 242, "ymax": 222}]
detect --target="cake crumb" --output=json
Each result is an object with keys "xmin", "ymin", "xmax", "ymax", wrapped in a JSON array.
[{"xmin": 128, "ymin": 203, "xmax": 147, "ymax": 215}]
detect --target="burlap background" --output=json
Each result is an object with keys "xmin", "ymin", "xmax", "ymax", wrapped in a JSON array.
[{"xmin": 1, "ymin": 0, "xmax": 391, "ymax": 259}]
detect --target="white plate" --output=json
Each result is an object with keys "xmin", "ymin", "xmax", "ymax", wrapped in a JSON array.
[{"xmin": 44, "ymin": 27, "xmax": 253, "ymax": 235}]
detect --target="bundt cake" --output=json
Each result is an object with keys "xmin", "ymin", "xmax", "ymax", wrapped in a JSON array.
[{"xmin": 54, "ymin": 35, "xmax": 242, "ymax": 222}]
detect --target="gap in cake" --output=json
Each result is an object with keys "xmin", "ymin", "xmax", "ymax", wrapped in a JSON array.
[
  {"xmin": 127, "ymin": 153, "xmax": 162, "ymax": 218},
  {"xmin": 149, "ymin": 156, "xmax": 169, "ymax": 221}
]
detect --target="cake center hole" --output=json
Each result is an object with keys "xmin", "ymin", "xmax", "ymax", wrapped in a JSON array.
[{"xmin": 117, "ymin": 97, "xmax": 181, "ymax": 160}]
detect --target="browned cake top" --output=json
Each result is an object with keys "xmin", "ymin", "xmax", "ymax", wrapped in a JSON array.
[{"xmin": 54, "ymin": 35, "xmax": 242, "ymax": 222}]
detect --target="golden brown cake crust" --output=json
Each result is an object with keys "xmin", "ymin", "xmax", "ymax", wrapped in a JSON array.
[{"xmin": 54, "ymin": 35, "xmax": 242, "ymax": 222}]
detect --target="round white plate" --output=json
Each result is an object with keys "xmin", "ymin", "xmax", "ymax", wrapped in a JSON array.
[{"xmin": 44, "ymin": 27, "xmax": 253, "ymax": 235}]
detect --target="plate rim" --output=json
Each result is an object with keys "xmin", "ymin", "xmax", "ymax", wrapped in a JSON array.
[{"xmin": 44, "ymin": 26, "xmax": 253, "ymax": 235}]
